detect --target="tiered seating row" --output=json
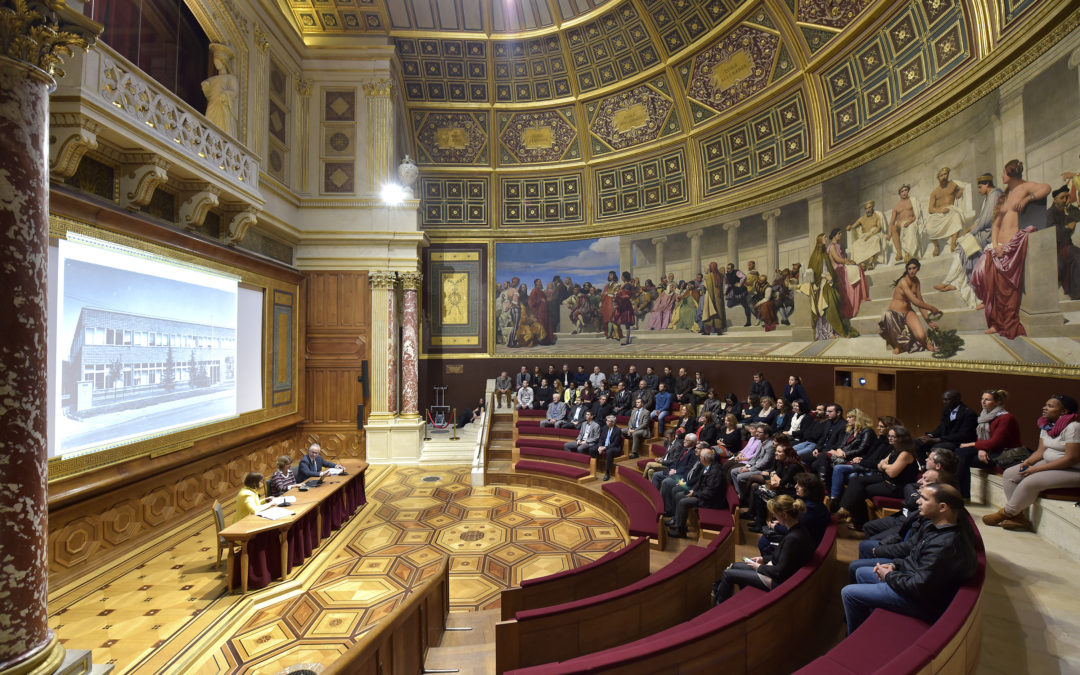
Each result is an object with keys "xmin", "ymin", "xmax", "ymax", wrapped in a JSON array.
[{"xmin": 602, "ymin": 466, "xmax": 665, "ymax": 550}]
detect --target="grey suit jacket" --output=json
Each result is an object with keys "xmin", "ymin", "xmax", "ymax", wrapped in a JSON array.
[
  {"xmin": 546, "ymin": 401, "xmax": 568, "ymax": 422},
  {"xmin": 577, "ymin": 420, "xmax": 601, "ymax": 444},
  {"xmin": 628, "ymin": 407, "xmax": 650, "ymax": 431}
]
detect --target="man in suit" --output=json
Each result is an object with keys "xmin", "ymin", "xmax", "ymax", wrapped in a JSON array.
[
  {"xmin": 515, "ymin": 365, "xmax": 532, "ymax": 390},
  {"xmin": 591, "ymin": 393, "xmax": 614, "ymax": 422},
  {"xmin": 627, "ymin": 398, "xmax": 651, "ymax": 458},
  {"xmin": 917, "ymin": 391, "xmax": 977, "ymax": 456},
  {"xmin": 297, "ymin": 443, "xmax": 340, "ymax": 481},
  {"xmin": 539, "ymin": 392, "xmax": 568, "ymax": 428},
  {"xmin": 652, "ymin": 433, "xmax": 699, "ymax": 490},
  {"xmin": 612, "ymin": 381, "xmax": 633, "ymax": 416},
  {"xmin": 596, "ymin": 415, "xmax": 625, "ymax": 481},
  {"xmin": 667, "ymin": 446, "xmax": 725, "ymax": 537},
  {"xmin": 563, "ymin": 411, "xmax": 601, "ymax": 454},
  {"xmin": 631, "ymin": 378, "xmax": 655, "ymax": 411},
  {"xmin": 559, "ymin": 398, "xmax": 590, "ymax": 429}
]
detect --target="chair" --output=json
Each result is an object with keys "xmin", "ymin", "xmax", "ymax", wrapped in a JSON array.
[{"xmin": 212, "ymin": 500, "xmax": 235, "ymax": 569}]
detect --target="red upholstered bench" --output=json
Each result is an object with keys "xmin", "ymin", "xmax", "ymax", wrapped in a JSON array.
[
  {"xmin": 516, "ymin": 426, "xmax": 579, "ymax": 438},
  {"xmin": 694, "ymin": 507, "xmax": 734, "ymax": 542},
  {"xmin": 517, "ymin": 409, "xmax": 545, "ymax": 418},
  {"xmin": 518, "ymin": 446, "xmax": 595, "ymax": 478},
  {"xmin": 517, "ymin": 438, "xmax": 569, "ymax": 451},
  {"xmin": 616, "ymin": 465, "xmax": 663, "ymax": 509},
  {"xmin": 602, "ymin": 482, "xmax": 664, "ymax": 550},
  {"xmin": 868, "ymin": 495, "xmax": 905, "ymax": 521},
  {"xmin": 635, "ymin": 442, "xmax": 667, "ymax": 470},
  {"xmin": 514, "ymin": 459, "xmax": 591, "ymax": 483}
]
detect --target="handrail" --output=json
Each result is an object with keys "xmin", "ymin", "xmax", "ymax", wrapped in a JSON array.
[
  {"xmin": 322, "ymin": 555, "xmax": 450, "ymax": 675},
  {"xmin": 472, "ymin": 378, "xmax": 496, "ymax": 485}
]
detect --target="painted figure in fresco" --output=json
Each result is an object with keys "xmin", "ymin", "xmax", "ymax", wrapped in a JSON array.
[
  {"xmin": 634, "ymin": 279, "xmax": 657, "ymax": 322},
  {"xmin": 808, "ymin": 234, "xmax": 859, "ymax": 339},
  {"xmin": 935, "ymin": 173, "xmax": 1000, "ymax": 308},
  {"xmin": 529, "ymin": 279, "xmax": 556, "ymax": 345},
  {"xmin": 670, "ymin": 280, "xmax": 700, "ymax": 330},
  {"xmin": 1048, "ymin": 185, "xmax": 1080, "ymax": 300},
  {"xmin": 701, "ymin": 262, "xmax": 726, "ymax": 335},
  {"xmin": 971, "ymin": 160, "xmax": 1051, "ymax": 339},
  {"xmin": 879, "ymin": 259, "xmax": 939, "ymax": 354},
  {"xmin": 602, "ymin": 270, "xmax": 621, "ymax": 340},
  {"xmin": 774, "ymin": 270, "xmax": 794, "ymax": 326},
  {"xmin": 888, "ymin": 184, "xmax": 925, "ymax": 262},
  {"xmin": 847, "ymin": 200, "xmax": 886, "ymax": 270},
  {"xmin": 515, "ymin": 283, "xmax": 548, "ymax": 347},
  {"xmin": 827, "ymin": 227, "xmax": 869, "ymax": 319},
  {"xmin": 724, "ymin": 263, "xmax": 752, "ymax": 327},
  {"xmin": 924, "ymin": 167, "xmax": 965, "ymax": 256},
  {"xmin": 649, "ymin": 280, "xmax": 677, "ymax": 330},
  {"xmin": 613, "ymin": 271, "xmax": 637, "ymax": 346},
  {"xmin": 753, "ymin": 275, "xmax": 778, "ymax": 331},
  {"xmin": 1062, "ymin": 155, "xmax": 1080, "ymax": 207}
]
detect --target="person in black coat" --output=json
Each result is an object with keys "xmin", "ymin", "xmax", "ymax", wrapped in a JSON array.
[
  {"xmin": 782, "ymin": 375, "xmax": 810, "ymax": 408},
  {"xmin": 916, "ymin": 390, "xmax": 978, "ymax": 456},
  {"xmin": 749, "ymin": 371, "xmax": 776, "ymax": 401},
  {"xmin": 596, "ymin": 415, "xmax": 625, "ymax": 481},
  {"xmin": 667, "ymin": 447, "xmax": 725, "ymax": 537},
  {"xmin": 713, "ymin": 494, "xmax": 816, "ymax": 604}
]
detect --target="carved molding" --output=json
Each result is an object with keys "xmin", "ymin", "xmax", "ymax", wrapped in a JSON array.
[
  {"xmin": 686, "ymin": 229, "xmax": 704, "ymax": 240},
  {"xmin": 296, "ymin": 78, "xmax": 313, "ymax": 97},
  {"xmin": 119, "ymin": 156, "xmax": 169, "ymax": 208},
  {"xmin": 49, "ymin": 114, "xmax": 100, "ymax": 178},
  {"xmin": 223, "ymin": 206, "xmax": 259, "ymax": 245},
  {"xmin": 179, "ymin": 184, "xmax": 222, "ymax": 230},
  {"xmin": 363, "ymin": 79, "xmax": 393, "ymax": 97},
  {"xmin": 254, "ymin": 24, "xmax": 269, "ymax": 52},
  {"xmin": 761, "ymin": 209, "xmax": 782, "ymax": 221},
  {"xmin": 369, "ymin": 270, "xmax": 398, "ymax": 289},
  {"xmin": 0, "ymin": 0, "xmax": 101, "ymax": 78},
  {"xmin": 398, "ymin": 271, "xmax": 423, "ymax": 290},
  {"xmin": 722, "ymin": 219, "xmax": 741, "ymax": 231}
]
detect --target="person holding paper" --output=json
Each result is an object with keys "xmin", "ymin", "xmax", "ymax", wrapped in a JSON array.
[
  {"xmin": 235, "ymin": 472, "xmax": 274, "ymax": 523},
  {"xmin": 297, "ymin": 443, "xmax": 340, "ymax": 481}
]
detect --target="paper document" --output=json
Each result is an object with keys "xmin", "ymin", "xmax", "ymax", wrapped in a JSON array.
[
  {"xmin": 258, "ymin": 506, "xmax": 295, "ymax": 520},
  {"xmin": 326, "ymin": 467, "xmax": 344, "ymax": 476}
]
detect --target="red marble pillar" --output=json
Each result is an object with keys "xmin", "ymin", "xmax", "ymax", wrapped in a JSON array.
[
  {"xmin": 386, "ymin": 277, "xmax": 399, "ymax": 415},
  {"xmin": 0, "ymin": 7, "xmax": 98, "ymax": 671},
  {"xmin": 399, "ymin": 272, "xmax": 422, "ymax": 417}
]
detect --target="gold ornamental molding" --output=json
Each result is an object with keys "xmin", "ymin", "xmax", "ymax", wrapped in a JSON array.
[
  {"xmin": 369, "ymin": 269, "xmax": 398, "ymax": 289},
  {"xmin": 398, "ymin": 270, "xmax": 423, "ymax": 290},
  {"xmin": 363, "ymin": 78, "xmax": 393, "ymax": 97},
  {"xmin": 0, "ymin": 0, "xmax": 102, "ymax": 80}
]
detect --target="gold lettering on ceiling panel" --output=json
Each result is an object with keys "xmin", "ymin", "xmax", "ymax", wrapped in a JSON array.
[
  {"xmin": 613, "ymin": 104, "xmax": 649, "ymax": 133},
  {"xmin": 440, "ymin": 272, "xmax": 469, "ymax": 325},
  {"xmin": 710, "ymin": 49, "xmax": 753, "ymax": 90},
  {"xmin": 522, "ymin": 126, "xmax": 554, "ymax": 149},
  {"xmin": 435, "ymin": 127, "xmax": 468, "ymax": 149}
]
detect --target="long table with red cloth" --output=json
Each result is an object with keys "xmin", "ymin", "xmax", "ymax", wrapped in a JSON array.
[{"xmin": 220, "ymin": 459, "xmax": 367, "ymax": 592}]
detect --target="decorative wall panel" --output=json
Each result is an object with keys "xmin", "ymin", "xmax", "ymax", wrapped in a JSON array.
[
  {"xmin": 499, "ymin": 172, "xmax": 585, "ymax": 227},
  {"xmin": 564, "ymin": 1, "xmax": 661, "ymax": 95},
  {"xmin": 272, "ymin": 290, "xmax": 295, "ymax": 407},
  {"xmin": 492, "ymin": 36, "xmax": 572, "ymax": 102},
  {"xmin": 586, "ymin": 75, "xmax": 681, "ymax": 157},
  {"xmin": 421, "ymin": 176, "xmax": 489, "ymax": 227},
  {"xmin": 823, "ymin": 0, "xmax": 971, "ymax": 146},
  {"xmin": 699, "ymin": 91, "xmax": 811, "ymax": 197},
  {"xmin": 412, "ymin": 110, "xmax": 489, "ymax": 165},
  {"xmin": 594, "ymin": 147, "xmax": 688, "ymax": 220},
  {"xmin": 422, "ymin": 245, "xmax": 487, "ymax": 353},
  {"xmin": 397, "ymin": 38, "xmax": 489, "ymax": 102},
  {"xmin": 497, "ymin": 107, "xmax": 580, "ymax": 165}
]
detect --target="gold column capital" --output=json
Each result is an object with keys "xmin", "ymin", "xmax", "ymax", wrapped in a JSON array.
[
  {"xmin": 363, "ymin": 78, "xmax": 393, "ymax": 97},
  {"xmin": 370, "ymin": 270, "xmax": 398, "ymax": 289},
  {"xmin": 253, "ymin": 24, "xmax": 270, "ymax": 53},
  {"xmin": 0, "ymin": 0, "xmax": 102, "ymax": 79},
  {"xmin": 296, "ymin": 78, "xmax": 313, "ymax": 97},
  {"xmin": 399, "ymin": 271, "xmax": 423, "ymax": 290}
]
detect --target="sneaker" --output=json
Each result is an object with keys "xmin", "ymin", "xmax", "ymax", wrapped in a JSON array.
[
  {"xmin": 1001, "ymin": 512, "xmax": 1034, "ymax": 531},
  {"xmin": 981, "ymin": 508, "xmax": 1010, "ymax": 527}
]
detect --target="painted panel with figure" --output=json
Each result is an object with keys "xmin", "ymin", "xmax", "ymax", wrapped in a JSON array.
[{"xmin": 491, "ymin": 28, "xmax": 1080, "ymax": 376}]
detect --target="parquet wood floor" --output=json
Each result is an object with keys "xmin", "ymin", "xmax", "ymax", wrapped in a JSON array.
[{"xmin": 48, "ymin": 465, "xmax": 625, "ymax": 674}]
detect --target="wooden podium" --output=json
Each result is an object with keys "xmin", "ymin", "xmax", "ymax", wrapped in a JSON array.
[{"xmin": 833, "ymin": 367, "xmax": 946, "ymax": 435}]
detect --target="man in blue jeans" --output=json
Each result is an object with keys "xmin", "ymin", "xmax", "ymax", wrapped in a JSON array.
[{"xmin": 841, "ymin": 483, "xmax": 976, "ymax": 634}]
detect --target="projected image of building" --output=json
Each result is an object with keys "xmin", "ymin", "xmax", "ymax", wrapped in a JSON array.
[{"xmin": 65, "ymin": 307, "xmax": 236, "ymax": 414}]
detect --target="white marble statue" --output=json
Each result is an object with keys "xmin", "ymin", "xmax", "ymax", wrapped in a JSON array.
[{"xmin": 202, "ymin": 43, "xmax": 238, "ymax": 137}]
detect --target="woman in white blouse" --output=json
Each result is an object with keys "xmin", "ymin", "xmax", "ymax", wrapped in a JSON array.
[{"xmin": 984, "ymin": 394, "xmax": 1080, "ymax": 532}]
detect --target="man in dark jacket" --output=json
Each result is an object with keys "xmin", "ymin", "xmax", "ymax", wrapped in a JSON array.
[
  {"xmin": 596, "ymin": 415, "xmax": 625, "ymax": 481},
  {"xmin": 651, "ymin": 433, "xmax": 699, "ymax": 490},
  {"xmin": 841, "ymin": 482, "xmax": 977, "ymax": 634},
  {"xmin": 793, "ymin": 404, "xmax": 827, "ymax": 459},
  {"xmin": 667, "ymin": 447, "xmax": 725, "ymax": 537},
  {"xmin": 917, "ymin": 390, "xmax": 977, "ymax": 456},
  {"xmin": 749, "ymin": 371, "xmax": 775, "ymax": 400}
]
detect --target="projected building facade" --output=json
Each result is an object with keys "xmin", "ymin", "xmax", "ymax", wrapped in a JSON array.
[{"xmin": 66, "ymin": 307, "xmax": 237, "ymax": 411}]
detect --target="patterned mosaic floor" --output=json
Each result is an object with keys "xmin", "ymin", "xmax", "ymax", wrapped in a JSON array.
[{"xmin": 48, "ymin": 465, "xmax": 626, "ymax": 674}]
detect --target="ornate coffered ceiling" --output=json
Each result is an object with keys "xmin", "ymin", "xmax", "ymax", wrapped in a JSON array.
[{"xmin": 273, "ymin": 0, "xmax": 1076, "ymax": 236}]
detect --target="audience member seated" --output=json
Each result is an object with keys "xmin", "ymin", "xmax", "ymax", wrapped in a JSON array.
[
  {"xmin": 591, "ymin": 393, "xmax": 614, "ymax": 422},
  {"xmin": 608, "ymin": 364, "xmax": 624, "ymax": 389},
  {"xmin": 757, "ymin": 474, "xmax": 830, "ymax": 557},
  {"xmin": 589, "ymin": 365, "xmax": 606, "ymax": 389},
  {"xmin": 612, "ymin": 381, "xmax": 633, "ymax": 416},
  {"xmin": 559, "ymin": 398, "xmax": 590, "ymax": 429},
  {"xmin": 643, "ymin": 434, "xmax": 678, "ymax": 480},
  {"xmin": 626, "ymin": 399, "xmax": 651, "ymax": 458},
  {"xmin": 813, "ymin": 408, "xmax": 876, "ymax": 498},
  {"xmin": 701, "ymin": 389, "xmax": 723, "ymax": 417},
  {"xmin": 268, "ymin": 456, "xmax": 296, "ymax": 497},
  {"xmin": 747, "ymin": 440, "xmax": 806, "ymax": 532},
  {"xmin": 642, "ymin": 366, "xmax": 659, "ymax": 391},
  {"xmin": 712, "ymin": 495, "xmax": 814, "ymax": 604},
  {"xmin": 573, "ymin": 365, "xmax": 589, "ymax": 387},
  {"xmin": 456, "ymin": 398, "xmax": 485, "ymax": 428},
  {"xmin": 721, "ymin": 392, "xmax": 740, "ymax": 416},
  {"xmin": 717, "ymin": 414, "xmax": 742, "ymax": 460},
  {"xmin": 235, "ymin": 471, "xmax": 273, "ymax": 523},
  {"xmin": 515, "ymin": 365, "xmax": 532, "ymax": 390},
  {"xmin": 855, "ymin": 468, "xmax": 954, "ymax": 571},
  {"xmin": 793, "ymin": 403, "xmax": 828, "ymax": 459},
  {"xmin": 696, "ymin": 411, "xmax": 719, "ymax": 447},
  {"xmin": 773, "ymin": 397, "xmax": 792, "ymax": 434},
  {"xmin": 841, "ymin": 483, "xmax": 977, "ymax": 634},
  {"xmin": 651, "ymin": 433, "xmax": 699, "ymax": 490},
  {"xmin": 916, "ymin": 389, "xmax": 977, "ymax": 457},
  {"xmin": 787, "ymin": 399, "xmax": 810, "ymax": 442},
  {"xmin": 671, "ymin": 404, "xmax": 699, "ymax": 439},
  {"xmin": 495, "ymin": 371, "xmax": 512, "ymax": 408},
  {"xmin": 753, "ymin": 396, "xmax": 779, "ymax": 429},
  {"xmin": 516, "ymin": 382, "xmax": 534, "ymax": 410},
  {"xmin": 862, "ymin": 448, "xmax": 958, "ymax": 544},
  {"xmin": 631, "ymin": 379, "xmax": 654, "ymax": 410},
  {"xmin": 739, "ymin": 394, "xmax": 761, "ymax": 427},
  {"xmin": 556, "ymin": 363, "xmax": 574, "ymax": 390},
  {"xmin": 782, "ymin": 375, "xmax": 809, "ymax": 407},
  {"xmin": 984, "ymin": 394, "xmax": 1080, "ymax": 532},
  {"xmin": 721, "ymin": 423, "xmax": 765, "ymax": 486},
  {"xmin": 596, "ymin": 415, "xmax": 625, "ymax": 481},
  {"xmin": 835, "ymin": 425, "xmax": 920, "ymax": 530},
  {"xmin": 955, "ymin": 388, "xmax": 1021, "ymax": 498},
  {"xmin": 625, "ymin": 364, "xmax": 642, "ymax": 390},
  {"xmin": 650, "ymin": 383, "xmax": 674, "ymax": 425},
  {"xmin": 691, "ymin": 371, "xmax": 709, "ymax": 406},
  {"xmin": 667, "ymin": 446, "xmax": 725, "ymax": 538},
  {"xmin": 563, "ymin": 411, "xmax": 601, "ymax": 455},
  {"xmin": 297, "ymin": 443, "xmax": 340, "ymax": 481},
  {"xmin": 750, "ymin": 371, "xmax": 776, "ymax": 401},
  {"xmin": 535, "ymin": 379, "xmax": 555, "ymax": 409},
  {"xmin": 674, "ymin": 367, "xmax": 694, "ymax": 407},
  {"xmin": 539, "ymin": 392, "xmax": 567, "ymax": 428},
  {"xmin": 659, "ymin": 366, "xmax": 675, "ymax": 392},
  {"xmin": 730, "ymin": 425, "xmax": 777, "ymax": 505},
  {"xmin": 578, "ymin": 382, "xmax": 595, "ymax": 406}
]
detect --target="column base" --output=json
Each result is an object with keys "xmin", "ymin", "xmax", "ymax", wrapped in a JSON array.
[
  {"xmin": 0, "ymin": 633, "xmax": 63, "ymax": 675},
  {"xmin": 364, "ymin": 416, "xmax": 424, "ymax": 464}
]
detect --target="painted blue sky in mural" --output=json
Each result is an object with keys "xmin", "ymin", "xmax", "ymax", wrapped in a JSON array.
[{"xmin": 495, "ymin": 237, "xmax": 623, "ymax": 288}]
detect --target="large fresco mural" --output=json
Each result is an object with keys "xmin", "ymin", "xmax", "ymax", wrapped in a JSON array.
[{"xmin": 491, "ymin": 30, "xmax": 1080, "ymax": 375}]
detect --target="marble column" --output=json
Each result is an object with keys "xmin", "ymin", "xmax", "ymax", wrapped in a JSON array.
[
  {"xmin": 398, "ymin": 271, "xmax": 423, "ymax": 418},
  {"xmin": 996, "ymin": 81, "xmax": 1025, "ymax": 174},
  {"xmin": 651, "ymin": 236, "xmax": 667, "ymax": 280},
  {"xmin": 367, "ymin": 270, "xmax": 398, "ymax": 420},
  {"xmin": 686, "ymin": 229, "xmax": 704, "ymax": 279},
  {"xmin": 762, "ymin": 209, "xmax": 781, "ymax": 278},
  {"xmin": 363, "ymin": 79, "xmax": 394, "ymax": 193},
  {"xmin": 295, "ymin": 78, "xmax": 313, "ymax": 192},
  {"xmin": 723, "ymin": 220, "xmax": 741, "ymax": 270},
  {"xmin": 618, "ymin": 238, "xmax": 633, "ymax": 276},
  {"xmin": 0, "ymin": 5, "xmax": 98, "ymax": 673}
]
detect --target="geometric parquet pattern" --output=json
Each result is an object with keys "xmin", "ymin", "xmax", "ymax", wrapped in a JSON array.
[{"xmin": 48, "ymin": 465, "xmax": 626, "ymax": 674}]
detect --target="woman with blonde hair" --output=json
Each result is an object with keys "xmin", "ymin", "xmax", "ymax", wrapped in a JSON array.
[
  {"xmin": 813, "ymin": 408, "xmax": 876, "ymax": 497},
  {"xmin": 712, "ymin": 494, "xmax": 815, "ymax": 604}
]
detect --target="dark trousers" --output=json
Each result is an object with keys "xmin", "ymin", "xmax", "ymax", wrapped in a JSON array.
[
  {"xmin": 954, "ymin": 445, "xmax": 998, "ymax": 499},
  {"xmin": 840, "ymin": 474, "xmax": 902, "ymax": 527},
  {"xmin": 671, "ymin": 494, "xmax": 702, "ymax": 532},
  {"xmin": 713, "ymin": 562, "xmax": 770, "ymax": 604}
]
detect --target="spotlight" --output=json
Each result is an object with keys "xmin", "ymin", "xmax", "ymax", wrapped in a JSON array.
[
  {"xmin": 858, "ymin": 377, "xmax": 867, "ymax": 386},
  {"xmin": 380, "ymin": 183, "xmax": 407, "ymax": 206}
]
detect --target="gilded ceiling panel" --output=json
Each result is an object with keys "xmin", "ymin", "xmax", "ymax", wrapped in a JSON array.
[
  {"xmin": 420, "ymin": 176, "xmax": 489, "ymax": 227},
  {"xmin": 1000, "ymin": 0, "xmax": 1042, "ymax": 30},
  {"xmin": 412, "ymin": 111, "xmax": 489, "ymax": 165},
  {"xmin": 586, "ymin": 75, "xmax": 681, "ymax": 157},
  {"xmin": 397, "ymin": 38, "xmax": 489, "ymax": 102},
  {"xmin": 564, "ymin": 0, "xmax": 662, "ymax": 94},
  {"xmin": 499, "ymin": 172, "xmax": 585, "ymax": 227},
  {"xmin": 640, "ymin": 0, "xmax": 731, "ymax": 56},
  {"xmin": 823, "ymin": 0, "xmax": 971, "ymax": 146},
  {"xmin": 594, "ymin": 147, "xmax": 688, "ymax": 221},
  {"xmin": 492, "ymin": 36, "xmax": 572, "ymax": 103},
  {"xmin": 794, "ymin": 0, "xmax": 873, "ymax": 28},
  {"xmin": 497, "ymin": 108, "xmax": 581, "ymax": 165}
]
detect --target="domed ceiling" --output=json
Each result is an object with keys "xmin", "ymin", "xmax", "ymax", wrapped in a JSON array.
[{"xmin": 278, "ymin": 0, "xmax": 1075, "ymax": 237}]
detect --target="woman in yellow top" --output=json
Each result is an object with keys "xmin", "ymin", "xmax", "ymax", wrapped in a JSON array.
[{"xmin": 235, "ymin": 472, "xmax": 273, "ymax": 523}]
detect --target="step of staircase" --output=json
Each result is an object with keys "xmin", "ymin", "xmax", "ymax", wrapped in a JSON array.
[{"xmin": 425, "ymin": 609, "xmax": 499, "ymax": 674}]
